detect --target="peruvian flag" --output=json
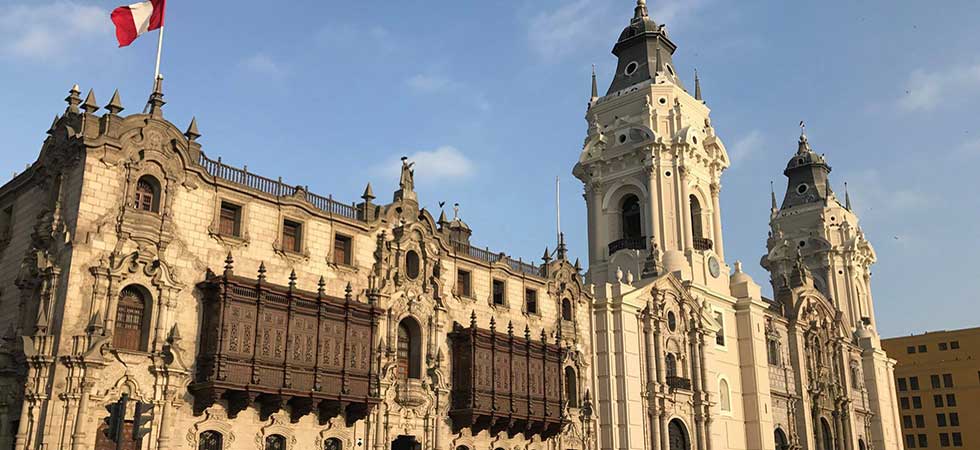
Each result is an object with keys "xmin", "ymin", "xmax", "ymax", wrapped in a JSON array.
[{"xmin": 110, "ymin": 0, "xmax": 166, "ymax": 47}]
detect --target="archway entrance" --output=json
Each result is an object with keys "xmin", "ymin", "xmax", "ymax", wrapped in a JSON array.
[
  {"xmin": 820, "ymin": 418, "xmax": 834, "ymax": 450},
  {"xmin": 392, "ymin": 435, "xmax": 421, "ymax": 450},
  {"xmin": 774, "ymin": 428, "xmax": 789, "ymax": 450},
  {"xmin": 667, "ymin": 419, "xmax": 689, "ymax": 450}
]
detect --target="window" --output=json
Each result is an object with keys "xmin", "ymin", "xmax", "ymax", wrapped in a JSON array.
[
  {"xmin": 913, "ymin": 396, "xmax": 922, "ymax": 409},
  {"xmin": 561, "ymin": 298, "xmax": 573, "ymax": 321},
  {"xmin": 903, "ymin": 416, "xmax": 913, "ymax": 429},
  {"xmin": 564, "ymin": 366, "xmax": 578, "ymax": 407},
  {"xmin": 915, "ymin": 415, "xmax": 925, "ymax": 428},
  {"xmin": 907, "ymin": 346, "xmax": 916, "ymax": 354},
  {"xmin": 325, "ymin": 438, "xmax": 343, "ymax": 450},
  {"xmin": 719, "ymin": 378, "xmax": 731, "ymax": 412},
  {"xmin": 918, "ymin": 344, "xmax": 928, "ymax": 353},
  {"xmin": 918, "ymin": 434, "xmax": 928, "ymax": 448},
  {"xmin": 397, "ymin": 318, "xmax": 422, "ymax": 380},
  {"xmin": 265, "ymin": 434, "xmax": 286, "ymax": 450},
  {"xmin": 934, "ymin": 395, "xmax": 944, "ymax": 408},
  {"xmin": 334, "ymin": 235, "xmax": 352, "ymax": 265},
  {"xmin": 714, "ymin": 311, "xmax": 725, "ymax": 346},
  {"xmin": 219, "ymin": 201, "xmax": 242, "ymax": 237},
  {"xmin": 946, "ymin": 394, "xmax": 956, "ymax": 407},
  {"xmin": 950, "ymin": 341, "xmax": 960, "ymax": 349},
  {"xmin": 941, "ymin": 433, "xmax": 950, "ymax": 447},
  {"xmin": 906, "ymin": 434, "xmax": 916, "ymax": 449},
  {"xmin": 949, "ymin": 412, "xmax": 959, "ymax": 426},
  {"xmin": 932, "ymin": 375, "xmax": 942, "ymax": 389},
  {"xmin": 900, "ymin": 397, "xmax": 910, "ymax": 409},
  {"xmin": 525, "ymin": 289, "xmax": 538, "ymax": 315},
  {"xmin": 492, "ymin": 280, "xmax": 505, "ymax": 306},
  {"xmin": 943, "ymin": 373, "xmax": 954, "ymax": 388},
  {"xmin": 282, "ymin": 220, "xmax": 302, "ymax": 253},
  {"xmin": 405, "ymin": 250, "xmax": 420, "ymax": 278},
  {"xmin": 198, "ymin": 430, "xmax": 223, "ymax": 450},
  {"xmin": 456, "ymin": 269, "xmax": 471, "ymax": 297},
  {"xmin": 898, "ymin": 378, "xmax": 908, "ymax": 392},
  {"xmin": 937, "ymin": 413, "xmax": 947, "ymax": 427},
  {"xmin": 114, "ymin": 286, "xmax": 150, "ymax": 351},
  {"xmin": 910, "ymin": 376, "xmax": 920, "ymax": 391},
  {"xmin": 690, "ymin": 194, "xmax": 704, "ymax": 240},
  {"xmin": 0, "ymin": 205, "xmax": 12, "ymax": 241},
  {"xmin": 939, "ymin": 342, "xmax": 949, "ymax": 351},
  {"xmin": 134, "ymin": 175, "xmax": 161, "ymax": 213},
  {"xmin": 774, "ymin": 429, "xmax": 789, "ymax": 450},
  {"xmin": 621, "ymin": 195, "xmax": 642, "ymax": 240},
  {"xmin": 665, "ymin": 353, "xmax": 677, "ymax": 378},
  {"xmin": 952, "ymin": 432, "xmax": 962, "ymax": 447},
  {"xmin": 767, "ymin": 338, "xmax": 781, "ymax": 366},
  {"xmin": 667, "ymin": 311, "xmax": 677, "ymax": 332}
]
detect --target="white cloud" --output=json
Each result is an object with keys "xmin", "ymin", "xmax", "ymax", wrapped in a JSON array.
[
  {"xmin": 899, "ymin": 63, "xmax": 980, "ymax": 112},
  {"xmin": 0, "ymin": 1, "xmax": 109, "ymax": 62},
  {"xmin": 728, "ymin": 130, "xmax": 764, "ymax": 164},
  {"xmin": 376, "ymin": 146, "xmax": 475, "ymax": 184},
  {"xmin": 240, "ymin": 53, "xmax": 287, "ymax": 77},
  {"xmin": 526, "ymin": 0, "xmax": 710, "ymax": 61},
  {"xmin": 406, "ymin": 74, "xmax": 457, "ymax": 93}
]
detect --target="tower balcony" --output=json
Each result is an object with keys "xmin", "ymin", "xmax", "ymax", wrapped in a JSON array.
[
  {"xmin": 693, "ymin": 237, "xmax": 713, "ymax": 252},
  {"xmin": 608, "ymin": 236, "xmax": 647, "ymax": 255}
]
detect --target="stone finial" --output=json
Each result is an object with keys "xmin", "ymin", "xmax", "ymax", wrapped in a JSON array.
[
  {"xmin": 844, "ymin": 182, "xmax": 852, "ymax": 210},
  {"xmin": 146, "ymin": 74, "xmax": 166, "ymax": 117},
  {"xmin": 345, "ymin": 282, "xmax": 353, "ymax": 301},
  {"xmin": 257, "ymin": 262, "xmax": 267, "ymax": 282},
  {"xmin": 489, "ymin": 316, "xmax": 496, "ymax": 332},
  {"xmin": 574, "ymin": 258, "xmax": 582, "ymax": 273},
  {"xmin": 524, "ymin": 324, "xmax": 531, "ymax": 341},
  {"xmin": 362, "ymin": 183, "xmax": 375, "ymax": 203},
  {"xmin": 437, "ymin": 209, "xmax": 448, "ymax": 226},
  {"xmin": 81, "ymin": 89, "xmax": 99, "ymax": 114},
  {"xmin": 694, "ymin": 69, "xmax": 703, "ymax": 101},
  {"xmin": 288, "ymin": 269, "xmax": 297, "ymax": 289},
  {"xmin": 635, "ymin": 0, "xmax": 648, "ymax": 19},
  {"xmin": 224, "ymin": 252, "xmax": 234, "ymax": 275},
  {"xmin": 65, "ymin": 84, "xmax": 82, "ymax": 114},
  {"xmin": 185, "ymin": 117, "xmax": 201, "ymax": 141},
  {"xmin": 105, "ymin": 89, "xmax": 124, "ymax": 115},
  {"xmin": 87, "ymin": 311, "xmax": 104, "ymax": 335},
  {"xmin": 590, "ymin": 64, "xmax": 599, "ymax": 103},
  {"xmin": 542, "ymin": 247, "xmax": 551, "ymax": 264},
  {"xmin": 470, "ymin": 310, "xmax": 477, "ymax": 329},
  {"xmin": 47, "ymin": 115, "xmax": 59, "ymax": 135},
  {"xmin": 169, "ymin": 323, "xmax": 183, "ymax": 343},
  {"xmin": 508, "ymin": 321, "xmax": 514, "ymax": 337},
  {"xmin": 616, "ymin": 266, "xmax": 624, "ymax": 283},
  {"xmin": 317, "ymin": 276, "xmax": 326, "ymax": 297},
  {"xmin": 626, "ymin": 270, "xmax": 634, "ymax": 285},
  {"xmin": 734, "ymin": 260, "xmax": 743, "ymax": 273},
  {"xmin": 770, "ymin": 181, "xmax": 778, "ymax": 212}
]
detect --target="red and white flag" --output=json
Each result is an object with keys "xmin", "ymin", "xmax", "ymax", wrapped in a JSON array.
[{"xmin": 110, "ymin": 0, "xmax": 166, "ymax": 47}]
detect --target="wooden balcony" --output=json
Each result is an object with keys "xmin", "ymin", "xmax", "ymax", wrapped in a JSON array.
[
  {"xmin": 189, "ymin": 270, "xmax": 382, "ymax": 424},
  {"xmin": 666, "ymin": 376, "xmax": 692, "ymax": 391},
  {"xmin": 449, "ymin": 320, "xmax": 565, "ymax": 440},
  {"xmin": 608, "ymin": 236, "xmax": 647, "ymax": 255},
  {"xmin": 693, "ymin": 237, "xmax": 713, "ymax": 251}
]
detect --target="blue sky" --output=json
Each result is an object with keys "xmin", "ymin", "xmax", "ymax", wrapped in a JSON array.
[{"xmin": 1, "ymin": 1, "xmax": 978, "ymax": 338}]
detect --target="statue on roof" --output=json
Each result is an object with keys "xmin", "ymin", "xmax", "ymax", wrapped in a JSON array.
[{"xmin": 399, "ymin": 157, "xmax": 415, "ymax": 192}]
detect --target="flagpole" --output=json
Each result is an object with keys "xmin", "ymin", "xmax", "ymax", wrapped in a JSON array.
[{"xmin": 153, "ymin": 25, "xmax": 164, "ymax": 81}]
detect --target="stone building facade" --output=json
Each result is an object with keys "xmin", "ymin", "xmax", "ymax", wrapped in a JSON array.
[{"xmin": 0, "ymin": 2, "xmax": 902, "ymax": 450}]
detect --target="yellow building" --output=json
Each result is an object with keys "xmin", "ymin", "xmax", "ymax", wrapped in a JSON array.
[{"xmin": 881, "ymin": 328, "xmax": 980, "ymax": 449}]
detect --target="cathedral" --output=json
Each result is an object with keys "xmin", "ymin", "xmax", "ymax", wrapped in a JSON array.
[{"xmin": 0, "ymin": 1, "xmax": 902, "ymax": 450}]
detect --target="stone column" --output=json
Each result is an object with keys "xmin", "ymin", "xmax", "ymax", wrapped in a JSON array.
[
  {"xmin": 709, "ymin": 183, "xmax": 724, "ymax": 260},
  {"xmin": 679, "ymin": 170, "xmax": 694, "ymax": 251}
]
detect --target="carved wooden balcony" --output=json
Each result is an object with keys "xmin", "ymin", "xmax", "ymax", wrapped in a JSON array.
[
  {"xmin": 666, "ymin": 376, "xmax": 692, "ymax": 391},
  {"xmin": 189, "ymin": 270, "xmax": 382, "ymax": 425},
  {"xmin": 693, "ymin": 237, "xmax": 713, "ymax": 251},
  {"xmin": 449, "ymin": 320, "xmax": 565, "ymax": 440},
  {"xmin": 608, "ymin": 236, "xmax": 647, "ymax": 255}
]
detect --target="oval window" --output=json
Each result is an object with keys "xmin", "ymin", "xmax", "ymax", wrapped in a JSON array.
[
  {"xmin": 406, "ymin": 250, "xmax": 420, "ymax": 279},
  {"xmin": 667, "ymin": 311, "xmax": 677, "ymax": 332},
  {"xmin": 624, "ymin": 61, "xmax": 639, "ymax": 76},
  {"xmin": 796, "ymin": 183, "xmax": 809, "ymax": 194}
]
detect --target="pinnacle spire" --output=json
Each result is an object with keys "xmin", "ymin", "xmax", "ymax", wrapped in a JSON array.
[
  {"xmin": 105, "ymin": 89, "xmax": 124, "ymax": 115},
  {"xmin": 634, "ymin": 0, "xmax": 648, "ymax": 19},
  {"xmin": 362, "ymin": 183, "xmax": 375, "ymax": 202},
  {"xmin": 797, "ymin": 121, "xmax": 811, "ymax": 154},
  {"xmin": 591, "ymin": 65, "xmax": 599, "ymax": 102},
  {"xmin": 844, "ymin": 182, "xmax": 852, "ymax": 210},
  {"xmin": 694, "ymin": 69, "xmax": 702, "ymax": 101},
  {"xmin": 185, "ymin": 117, "xmax": 201, "ymax": 141},
  {"xmin": 47, "ymin": 115, "xmax": 59, "ymax": 135},
  {"xmin": 145, "ymin": 74, "xmax": 165, "ymax": 117},
  {"xmin": 770, "ymin": 181, "xmax": 778, "ymax": 211},
  {"xmin": 65, "ymin": 84, "xmax": 81, "ymax": 114},
  {"xmin": 81, "ymin": 89, "xmax": 99, "ymax": 114}
]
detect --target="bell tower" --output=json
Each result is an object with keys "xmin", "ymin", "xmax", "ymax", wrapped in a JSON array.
[
  {"xmin": 763, "ymin": 129, "xmax": 879, "ymax": 330},
  {"xmin": 573, "ymin": 0, "xmax": 731, "ymax": 292}
]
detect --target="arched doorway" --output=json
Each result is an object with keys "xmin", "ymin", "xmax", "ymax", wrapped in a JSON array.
[
  {"xmin": 621, "ymin": 195, "xmax": 642, "ymax": 240},
  {"xmin": 858, "ymin": 439, "xmax": 866, "ymax": 450},
  {"xmin": 397, "ymin": 318, "xmax": 422, "ymax": 380},
  {"xmin": 391, "ymin": 436, "xmax": 421, "ymax": 450},
  {"xmin": 820, "ymin": 417, "xmax": 834, "ymax": 450},
  {"xmin": 774, "ymin": 428, "xmax": 789, "ymax": 450},
  {"xmin": 667, "ymin": 419, "xmax": 689, "ymax": 450}
]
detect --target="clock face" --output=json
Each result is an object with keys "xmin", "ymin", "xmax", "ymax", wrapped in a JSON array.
[{"xmin": 708, "ymin": 256, "xmax": 721, "ymax": 278}]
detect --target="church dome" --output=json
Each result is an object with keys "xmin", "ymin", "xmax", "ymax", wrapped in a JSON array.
[
  {"xmin": 784, "ymin": 133, "xmax": 829, "ymax": 173},
  {"xmin": 662, "ymin": 250, "xmax": 687, "ymax": 274},
  {"xmin": 730, "ymin": 261, "xmax": 754, "ymax": 285},
  {"xmin": 616, "ymin": 16, "xmax": 661, "ymax": 44}
]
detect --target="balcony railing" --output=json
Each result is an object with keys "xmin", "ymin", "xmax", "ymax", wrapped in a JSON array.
[
  {"xmin": 608, "ymin": 236, "xmax": 647, "ymax": 255},
  {"xmin": 450, "ymin": 240, "xmax": 542, "ymax": 277},
  {"xmin": 666, "ymin": 376, "xmax": 692, "ymax": 391},
  {"xmin": 693, "ymin": 237, "xmax": 713, "ymax": 251}
]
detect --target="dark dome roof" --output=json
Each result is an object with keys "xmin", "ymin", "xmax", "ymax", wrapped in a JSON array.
[
  {"xmin": 617, "ymin": 16, "xmax": 661, "ymax": 44},
  {"xmin": 785, "ymin": 134, "xmax": 829, "ymax": 172}
]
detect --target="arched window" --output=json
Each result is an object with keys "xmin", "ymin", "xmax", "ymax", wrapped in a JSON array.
[
  {"xmin": 667, "ymin": 419, "xmax": 689, "ymax": 450},
  {"xmin": 689, "ymin": 194, "xmax": 703, "ymax": 240},
  {"xmin": 767, "ymin": 338, "xmax": 781, "ymax": 366},
  {"xmin": 719, "ymin": 378, "xmax": 731, "ymax": 412},
  {"xmin": 774, "ymin": 428, "xmax": 789, "ymax": 450},
  {"xmin": 820, "ymin": 418, "xmax": 834, "ymax": 450},
  {"xmin": 621, "ymin": 195, "xmax": 642, "ymax": 240},
  {"xmin": 455, "ymin": 446, "xmax": 469, "ymax": 450},
  {"xmin": 114, "ymin": 285, "xmax": 151, "ymax": 351},
  {"xmin": 265, "ymin": 434, "xmax": 287, "ymax": 450},
  {"xmin": 665, "ymin": 353, "xmax": 677, "ymax": 378},
  {"xmin": 397, "ymin": 318, "xmax": 422, "ymax": 380},
  {"xmin": 858, "ymin": 439, "xmax": 866, "ymax": 450},
  {"xmin": 561, "ymin": 298, "xmax": 573, "ymax": 321},
  {"xmin": 324, "ymin": 438, "xmax": 343, "ymax": 450},
  {"xmin": 405, "ymin": 250, "xmax": 420, "ymax": 279},
  {"xmin": 564, "ymin": 366, "xmax": 578, "ymax": 407},
  {"xmin": 134, "ymin": 175, "xmax": 161, "ymax": 213},
  {"xmin": 199, "ymin": 431, "xmax": 223, "ymax": 450}
]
